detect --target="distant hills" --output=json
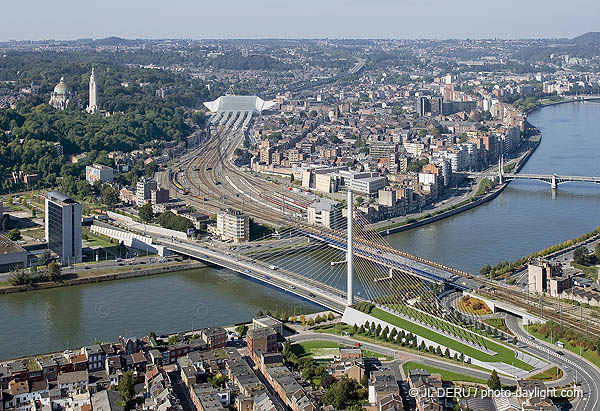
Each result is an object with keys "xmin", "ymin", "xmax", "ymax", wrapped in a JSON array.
[{"xmin": 572, "ymin": 32, "xmax": 600, "ymax": 44}]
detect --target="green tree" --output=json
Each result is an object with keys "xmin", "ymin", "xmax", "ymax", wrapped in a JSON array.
[
  {"xmin": 209, "ymin": 372, "xmax": 227, "ymax": 388},
  {"xmin": 573, "ymin": 246, "xmax": 591, "ymax": 265},
  {"xmin": 487, "ymin": 369, "xmax": 501, "ymax": 390},
  {"xmin": 101, "ymin": 185, "xmax": 119, "ymax": 208},
  {"xmin": 8, "ymin": 270, "xmax": 31, "ymax": 286},
  {"xmin": 117, "ymin": 371, "xmax": 136, "ymax": 410},
  {"xmin": 138, "ymin": 203, "xmax": 154, "ymax": 223},
  {"xmin": 46, "ymin": 261, "xmax": 61, "ymax": 282},
  {"xmin": 321, "ymin": 377, "xmax": 360, "ymax": 410},
  {"xmin": 328, "ymin": 312, "xmax": 334, "ymax": 321},
  {"xmin": 6, "ymin": 229, "xmax": 22, "ymax": 241},
  {"xmin": 38, "ymin": 250, "xmax": 51, "ymax": 266}
]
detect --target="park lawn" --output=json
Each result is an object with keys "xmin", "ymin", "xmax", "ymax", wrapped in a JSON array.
[
  {"xmin": 402, "ymin": 361, "xmax": 487, "ymax": 385},
  {"xmin": 361, "ymin": 349, "xmax": 393, "ymax": 361},
  {"xmin": 528, "ymin": 366, "xmax": 562, "ymax": 382},
  {"xmin": 475, "ymin": 178, "xmax": 495, "ymax": 196},
  {"xmin": 83, "ymin": 229, "xmax": 117, "ymax": 249},
  {"xmin": 370, "ymin": 308, "xmax": 533, "ymax": 371},
  {"xmin": 291, "ymin": 341, "xmax": 341, "ymax": 358},
  {"xmin": 291, "ymin": 341, "xmax": 393, "ymax": 361},
  {"xmin": 387, "ymin": 304, "xmax": 490, "ymax": 344}
]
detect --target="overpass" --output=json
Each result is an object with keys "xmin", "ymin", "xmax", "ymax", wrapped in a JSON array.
[{"xmin": 155, "ymin": 238, "xmax": 348, "ymax": 313}]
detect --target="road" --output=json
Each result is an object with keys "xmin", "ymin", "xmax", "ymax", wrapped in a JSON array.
[{"xmin": 505, "ymin": 314, "xmax": 600, "ymax": 411}]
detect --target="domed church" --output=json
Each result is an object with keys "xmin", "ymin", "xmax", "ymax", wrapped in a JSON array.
[{"xmin": 49, "ymin": 77, "xmax": 76, "ymax": 110}]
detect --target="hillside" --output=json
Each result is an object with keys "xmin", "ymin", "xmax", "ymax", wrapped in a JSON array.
[{"xmin": 572, "ymin": 32, "xmax": 600, "ymax": 45}]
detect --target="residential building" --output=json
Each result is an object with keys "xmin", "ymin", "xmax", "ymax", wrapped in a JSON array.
[
  {"xmin": 369, "ymin": 369, "xmax": 399, "ymax": 406},
  {"xmin": 86, "ymin": 164, "xmax": 114, "ymax": 185},
  {"xmin": 45, "ymin": 192, "xmax": 82, "ymax": 265},
  {"xmin": 201, "ymin": 327, "xmax": 227, "ymax": 349},
  {"xmin": 407, "ymin": 369, "xmax": 443, "ymax": 411},
  {"xmin": 216, "ymin": 210, "xmax": 249, "ymax": 243},
  {"xmin": 246, "ymin": 327, "xmax": 278, "ymax": 358},
  {"xmin": 151, "ymin": 188, "xmax": 169, "ymax": 205},
  {"xmin": 252, "ymin": 315, "xmax": 283, "ymax": 335},
  {"xmin": 136, "ymin": 179, "xmax": 157, "ymax": 206},
  {"xmin": 516, "ymin": 380, "xmax": 558, "ymax": 411}
]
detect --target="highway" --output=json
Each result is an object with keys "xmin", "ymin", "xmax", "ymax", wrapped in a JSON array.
[{"xmin": 505, "ymin": 314, "xmax": 600, "ymax": 411}]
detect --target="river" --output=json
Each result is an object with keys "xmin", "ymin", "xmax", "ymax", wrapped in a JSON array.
[
  {"xmin": 386, "ymin": 101, "xmax": 600, "ymax": 273},
  {"xmin": 0, "ymin": 269, "xmax": 320, "ymax": 360},
  {"xmin": 1, "ymin": 101, "xmax": 599, "ymax": 361}
]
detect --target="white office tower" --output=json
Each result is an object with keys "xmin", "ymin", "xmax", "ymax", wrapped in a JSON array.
[
  {"xmin": 45, "ymin": 192, "xmax": 82, "ymax": 265},
  {"xmin": 86, "ymin": 68, "xmax": 98, "ymax": 114}
]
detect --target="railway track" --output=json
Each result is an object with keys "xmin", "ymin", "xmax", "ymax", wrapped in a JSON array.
[{"xmin": 169, "ymin": 125, "xmax": 298, "ymax": 227}]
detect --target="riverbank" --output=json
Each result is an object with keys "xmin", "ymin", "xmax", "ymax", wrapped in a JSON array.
[
  {"xmin": 0, "ymin": 261, "xmax": 207, "ymax": 295},
  {"xmin": 377, "ymin": 133, "xmax": 541, "ymax": 237},
  {"xmin": 522, "ymin": 96, "xmax": 600, "ymax": 116}
]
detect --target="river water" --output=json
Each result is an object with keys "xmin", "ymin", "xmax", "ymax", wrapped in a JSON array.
[
  {"xmin": 1, "ymin": 101, "xmax": 599, "ymax": 361},
  {"xmin": 386, "ymin": 101, "xmax": 600, "ymax": 273}
]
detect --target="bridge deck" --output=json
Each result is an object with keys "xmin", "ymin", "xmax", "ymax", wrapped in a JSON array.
[{"xmin": 159, "ymin": 239, "xmax": 349, "ymax": 313}]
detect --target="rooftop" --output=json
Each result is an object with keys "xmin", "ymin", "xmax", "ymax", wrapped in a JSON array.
[
  {"xmin": 48, "ymin": 191, "xmax": 79, "ymax": 205},
  {"xmin": 0, "ymin": 234, "xmax": 26, "ymax": 255},
  {"xmin": 203, "ymin": 95, "xmax": 275, "ymax": 114}
]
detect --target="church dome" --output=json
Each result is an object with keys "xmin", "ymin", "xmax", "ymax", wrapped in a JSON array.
[{"xmin": 54, "ymin": 77, "xmax": 69, "ymax": 94}]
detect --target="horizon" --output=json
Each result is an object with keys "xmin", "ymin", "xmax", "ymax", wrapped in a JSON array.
[
  {"xmin": 2, "ymin": 0, "xmax": 599, "ymax": 42},
  {"xmin": 3, "ymin": 33, "xmax": 598, "ymax": 42}
]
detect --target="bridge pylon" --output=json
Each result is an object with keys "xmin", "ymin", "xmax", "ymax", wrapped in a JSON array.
[
  {"xmin": 498, "ymin": 155, "xmax": 504, "ymax": 184},
  {"xmin": 551, "ymin": 174, "xmax": 557, "ymax": 190},
  {"xmin": 347, "ymin": 189, "xmax": 354, "ymax": 306}
]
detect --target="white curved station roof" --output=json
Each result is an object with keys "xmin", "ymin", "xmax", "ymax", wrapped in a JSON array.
[{"xmin": 203, "ymin": 95, "xmax": 275, "ymax": 114}]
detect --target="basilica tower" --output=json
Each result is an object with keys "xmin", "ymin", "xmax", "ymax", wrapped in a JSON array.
[{"xmin": 86, "ymin": 68, "xmax": 98, "ymax": 114}]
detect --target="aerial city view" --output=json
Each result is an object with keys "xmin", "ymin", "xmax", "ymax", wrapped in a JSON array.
[{"xmin": 1, "ymin": 1, "xmax": 600, "ymax": 410}]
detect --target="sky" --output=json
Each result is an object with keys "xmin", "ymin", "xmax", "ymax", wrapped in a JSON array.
[{"xmin": 2, "ymin": 0, "xmax": 598, "ymax": 41}]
